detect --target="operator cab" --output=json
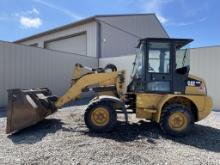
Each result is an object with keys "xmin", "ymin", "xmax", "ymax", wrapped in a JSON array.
[{"xmin": 128, "ymin": 38, "xmax": 193, "ymax": 93}]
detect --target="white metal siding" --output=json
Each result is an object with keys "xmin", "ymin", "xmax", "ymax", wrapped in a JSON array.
[
  {"xmin": 0, "ymin": 41, "xmax": 98, "ymax": 107},
  {"xmin": 99, "ymin": 54, "xmax": 136, "ymax": 86},
  {"xmin": 45, "ymin": 33, "xmax": 87, "ymax": 55},
  {"xmin": 190, "ymin": 47, "xmax": 220, "ymax": 110},
  {"xmin": 18, "ymin": 22, "xmax": 97, "ymax": 57}
]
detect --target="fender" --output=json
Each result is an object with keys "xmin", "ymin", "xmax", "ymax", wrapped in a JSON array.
[
  {"xmin": 155, "ymin": 94, "xmax": 211, "ymax": 122},
  {"xmin": 88, "ymin": 95, "xmax": 128, "ymax": 122}
]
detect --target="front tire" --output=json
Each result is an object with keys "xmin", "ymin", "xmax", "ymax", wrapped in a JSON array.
[
  {"xmin": 160, "ymin": 103, "xmax": 194, "ymax": 136},
  {"xmin": 84, "ymin": 101, "xmax": 117, "ymax": 133}
]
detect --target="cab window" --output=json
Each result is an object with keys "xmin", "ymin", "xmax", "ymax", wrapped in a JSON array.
[{"xmin": 148, "ymin": 42, "xmax": 170, "ymax": 73}]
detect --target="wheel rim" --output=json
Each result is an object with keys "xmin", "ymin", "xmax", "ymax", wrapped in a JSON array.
[
  {"xmin": 168, "ymin": 112, "xmax": 188, "ymax": 131},
  {"xmin": 91, "ymin": 107, "xmax": 110, "ymax": 126}
]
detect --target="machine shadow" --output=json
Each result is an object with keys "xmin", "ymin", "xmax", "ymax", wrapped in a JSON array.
[
  {"xmin": 84, "ymin": 121, "xmax": 220, "ymax": 153},
  {"xmin": 8, "ymin": 118, "xmax": 63, "ymax": 144}
]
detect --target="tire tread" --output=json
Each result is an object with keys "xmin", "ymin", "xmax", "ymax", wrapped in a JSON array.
[{"xmin": 159, "ymin": 103, "xmax": 194, "ymax": 137}]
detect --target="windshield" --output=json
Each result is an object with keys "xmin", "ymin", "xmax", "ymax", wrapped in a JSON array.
[
  {"xmin": 131, "ymin": 43, "xmax": 144, "ymax": 79},
  {"xmin": 176, "ymin": 45, "xmax": 190, "ymax": 69}
]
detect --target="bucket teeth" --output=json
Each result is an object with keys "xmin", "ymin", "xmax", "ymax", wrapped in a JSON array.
[{"xmin": 6, "ymin": 88, "xmax": 57, "ymax": 134}]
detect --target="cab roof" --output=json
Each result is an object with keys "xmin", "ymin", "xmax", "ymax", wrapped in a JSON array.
[{"xmin": 137, "ymin": 38, "xmax": 193, "ymax": 49}]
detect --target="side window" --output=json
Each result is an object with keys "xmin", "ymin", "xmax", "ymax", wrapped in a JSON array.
[
  {"xmin": 148, "ymin": 42, "xmax": 170, "ymax": 73},
  {"xmin": 132, "ymin": 44, "xmax": 145, "ymax": 79},
  {"xmin": 131, "ymin": 43, "xmax": 145, "ymax": 91},
  {"xmin": 146, "ymin": 42, "xmax": 171, "ymax": 92}
]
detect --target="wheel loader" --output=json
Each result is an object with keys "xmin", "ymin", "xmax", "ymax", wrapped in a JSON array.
[{"xmin": 6, "ymin": 38, "xmax": 213, "ymax": 136}]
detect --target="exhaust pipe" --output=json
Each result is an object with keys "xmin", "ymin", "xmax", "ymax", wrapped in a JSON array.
[{"xmin": 6, "ymin": 88, "xmax": 57, "ymax": 134}]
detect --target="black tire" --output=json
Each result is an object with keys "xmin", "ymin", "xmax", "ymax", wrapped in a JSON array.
[
  {"xmin": 160, "ymin": 103, "xmax": 194, "ymax": 137},
  {"xmin": 84, "ymin": 101, "xmax": 117, "ymax": 133}
]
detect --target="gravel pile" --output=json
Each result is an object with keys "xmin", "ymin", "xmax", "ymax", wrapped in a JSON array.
[{"xmin": 0, "ymin": 106, "xmax": 219, "ymax": 165}]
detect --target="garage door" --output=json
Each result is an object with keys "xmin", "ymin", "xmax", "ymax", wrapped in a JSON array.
[{"xmin": 45, "ymin": 33, "xmax": 87, "ymax": 55}]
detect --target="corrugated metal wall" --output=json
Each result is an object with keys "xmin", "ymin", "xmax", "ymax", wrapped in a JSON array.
[
  {"xmin": 0, "ymin": 41, "xmax": 98, "ymax": 107},
  {"xmin": 190, "ymin": 46, "xmax": 220, "ymax": 110},
  {"xmin": 99, "ymin": 54, "xmax": 135, "ymax": 86},
  {"xmin": 1, "ymin": 40, "xmax": 219, "ymax": 109}
]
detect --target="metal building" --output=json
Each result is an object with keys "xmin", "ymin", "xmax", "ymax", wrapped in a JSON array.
[
  {"xmin": 0, "ymin": 14, "xmax": 168, "ymax": 107},
  {"xmin": 190, "ymin": 46, "xmax": 220, "ymax": 109},
  {"xmin": 15, "ymin": 14, "xmax": 168, "ymax": 58}
]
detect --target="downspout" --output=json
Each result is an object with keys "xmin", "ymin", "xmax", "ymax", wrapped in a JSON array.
[{"xmin": 96, "ymin": 20, "xmax": 102, "ymax": 67}]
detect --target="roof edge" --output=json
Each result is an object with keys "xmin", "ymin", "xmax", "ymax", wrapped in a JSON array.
[
  {"xmin": 14, "ymin": 13, "xmax": 158, "ymax": 43},
  {"xmin": 15, "ymin": 16, "xmax": 96, "ymax": 43},
  {"xmin": 152, "ymin": 14, "xmax": 169, "ymax": 38}
]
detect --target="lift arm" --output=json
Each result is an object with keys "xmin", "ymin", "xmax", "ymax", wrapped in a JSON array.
[
  {"xmin": 55, "ymin": 64, "xmax": 125, "ymax": 108},
  {"xmin": 6, "ymin": 63, "xmax": 125, "ymax": 134}
]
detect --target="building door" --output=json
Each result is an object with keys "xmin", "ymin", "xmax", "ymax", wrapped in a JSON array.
[{"xmin": 45, "ymin": 33, "xmax": 87, "ymax": 55}]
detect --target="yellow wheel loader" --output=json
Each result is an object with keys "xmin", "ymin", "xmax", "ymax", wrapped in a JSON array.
[{"xmin": 6, "ymin": 38, "xmax": 213, "ymax": 136}]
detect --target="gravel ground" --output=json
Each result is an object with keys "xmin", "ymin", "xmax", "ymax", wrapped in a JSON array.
[{"xmin": 0, "ymin": 105, "xmax": 219, "ymax": 165}]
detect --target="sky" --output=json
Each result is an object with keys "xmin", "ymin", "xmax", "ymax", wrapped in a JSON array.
[{"xmin": 0, "ymin": 0, "xmax": 219, "ymax": 47}]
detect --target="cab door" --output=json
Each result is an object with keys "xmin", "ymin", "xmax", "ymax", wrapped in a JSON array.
[{"xmin": 145, "ymin": 41, "xmax": 173, "ymax": 93}]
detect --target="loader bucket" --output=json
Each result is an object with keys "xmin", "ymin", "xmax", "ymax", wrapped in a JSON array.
[{"xmin": 6, "ymin": 88, "xmax": 57, "ymax": 134}]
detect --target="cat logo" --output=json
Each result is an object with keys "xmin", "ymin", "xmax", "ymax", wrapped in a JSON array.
[{"xmin": 187, "ymin": 79, "xmax": 202, "ymax": 87}]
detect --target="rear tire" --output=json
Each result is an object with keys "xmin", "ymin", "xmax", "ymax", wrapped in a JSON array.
[
  {"xmin": 160, "ymin": 103, "xmax": 194, "ymax": 137},
  {"xmin": 84, "ymin": 101, "xmax": 117, "ymax": 133}
]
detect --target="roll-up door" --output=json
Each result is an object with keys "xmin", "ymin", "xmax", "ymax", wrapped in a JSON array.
[{"xmin": 45, "ymin": 33, "xmax": 87, "ymax": 55}]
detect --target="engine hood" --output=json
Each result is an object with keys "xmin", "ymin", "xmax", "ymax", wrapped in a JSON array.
[{"xmin": 185, "ymin": 74, "xmax": 207, "ymax": 95}]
